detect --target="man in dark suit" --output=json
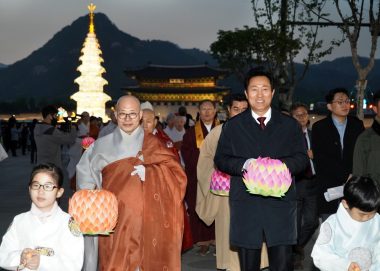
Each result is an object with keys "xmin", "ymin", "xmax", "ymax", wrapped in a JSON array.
[
  {"xmin": 312, "ymin": 88, "xmax": 364, "ymax": 221},
  {"xmin": 214, "ymin": 69, "xmax": 308, "ymax": 271},
  {"xmin": 290, "ymin": 102, "xmax": 319, "ymax": 269}
]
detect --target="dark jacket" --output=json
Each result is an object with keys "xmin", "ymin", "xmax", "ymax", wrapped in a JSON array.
[
  {"xmin": 311, "ymin": 115, "xmax": 364, "ymax": 214},
  {"xmin": 353, "ymin": 117, "xmax": 380, "ymax": 184},
  {"xmin": 295, "ymin": 129, "xmax": 318, "ymax": 192},
  {"xmin": 214, "ymin": 109, "xmax": 308, "ymax": 248}
]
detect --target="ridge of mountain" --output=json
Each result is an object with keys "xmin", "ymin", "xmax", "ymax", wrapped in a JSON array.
[
  {"xmin": 294, "ymin": 57, "xmax": 380, "ymax": 102},
  {"xmin": 0, "ymin": 13, "xmax": 216, "ymax": 103},
  {"xmin": 0, "ymin": 12, "xmax": 379, "ymax": 106}
]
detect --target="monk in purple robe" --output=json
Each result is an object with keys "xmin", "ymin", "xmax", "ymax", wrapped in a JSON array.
[{"xmin": 181, "ymin": 100, "xmax": 219, "ymax": 255}]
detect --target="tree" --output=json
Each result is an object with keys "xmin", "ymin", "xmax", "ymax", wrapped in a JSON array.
[
  {"xmin": 305, "ymin": 0, "xmax": 380, "ymax": 119},
  {"xmin": 210, "ymin": 0, "xmax": 340, "ymax": 108},
  {"xmin": 210, "ymin": 26, "xmax": 299, "ymax": 82}
]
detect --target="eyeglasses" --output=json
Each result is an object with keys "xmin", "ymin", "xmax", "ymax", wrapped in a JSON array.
[
  {"xmin": 30, "ymin": 183, "xmax": 58, "ymax": 191},
  {"xmin": 332, "ymin": 99, "xmax": 350, "ymax": 106},
  {"xmin": 117, "ymin": 112, "xmax": 139, "ymax": 120}
]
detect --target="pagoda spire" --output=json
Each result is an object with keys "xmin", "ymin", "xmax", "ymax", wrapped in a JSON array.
[
  {"xmin": 88, "ymin": 3, "xmax": 96, "ymax": 34},
  {"xmin": 71, "ymin": 4, "xmax": 111, "ymax": 120}
]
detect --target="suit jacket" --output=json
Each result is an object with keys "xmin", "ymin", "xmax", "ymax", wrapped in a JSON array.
[
  {"xmin": 311, "ymin": 115, "xmax": 364, "ymax": 214},
  {"xmin": 295, "ymin": 129, "xmax": 317, "ymax": 193},
  {"xmin": 214, "ymin": 109, "xmax": 308, "ymax": 248}
]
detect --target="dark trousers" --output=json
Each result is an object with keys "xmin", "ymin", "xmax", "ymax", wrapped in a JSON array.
[
  {"xmin": 10, "ymin": 140, "xmax": 17, "ymax": 156},
  {"xmin": 296, "ymin": 178, "xmax": 319, "ymax": 246},
  {"xmin": 238, "ymin": 245, "xmax": 293, "ymax": 271}
]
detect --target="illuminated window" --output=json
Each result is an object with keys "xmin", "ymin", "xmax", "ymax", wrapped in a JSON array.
[{"xmin": 169, "ymin": 79, "xmax": 184, "ymax": 84}]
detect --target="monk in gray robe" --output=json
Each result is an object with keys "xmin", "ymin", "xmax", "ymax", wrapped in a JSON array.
[{"xmin": 76, "ymin": 95, "xmax": 186, "ymax": 271}]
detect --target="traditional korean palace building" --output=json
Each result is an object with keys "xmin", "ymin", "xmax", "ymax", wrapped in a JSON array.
[{"xmin": 123, "ymin": 64, "xmax": 230, "ymax": 120}]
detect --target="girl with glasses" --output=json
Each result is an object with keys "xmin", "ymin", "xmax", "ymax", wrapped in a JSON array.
[{"xmin": 0, "ymin": 163, "xmax": 84, "ymax": 271}]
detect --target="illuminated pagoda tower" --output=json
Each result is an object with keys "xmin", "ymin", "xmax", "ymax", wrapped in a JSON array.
[
  {"xmin": 124, "ymin": 64, "xmax": 230, "ymax": 119},
  {"xmin": 71, "ymin": 3, "xmax": 111, "ymax": 120}
]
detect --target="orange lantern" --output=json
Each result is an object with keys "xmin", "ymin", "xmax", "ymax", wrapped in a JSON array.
[{"xmin": 69, "ymin": 190, "xmax": 118, "ymax": 235}]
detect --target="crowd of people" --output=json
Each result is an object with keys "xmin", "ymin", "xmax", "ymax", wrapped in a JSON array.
[{"xmin": 0, "ymin": 68, "xmax": 380, "ymax": 271}]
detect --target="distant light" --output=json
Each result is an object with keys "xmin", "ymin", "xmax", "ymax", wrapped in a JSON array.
[{"xmin": 350, "ymin": 104, "xmax": 355, "ymax": 109}]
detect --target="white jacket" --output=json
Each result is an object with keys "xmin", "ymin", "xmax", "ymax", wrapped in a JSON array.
[{"xmin": 0, "ymin": 203, "xmax": 84, "ymax": 271}]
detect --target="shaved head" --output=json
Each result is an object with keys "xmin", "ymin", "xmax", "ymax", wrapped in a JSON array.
[
  {"xmin": 142, "ymin": 109, "xmax": 157, "ymax": 134},
  {"xmin": 115, "ymin": 95, "xmax": 143, "ymax": 134},
  {"xmin": 116, "ymin": 95, "xmax": 141, "ymax": 112}
]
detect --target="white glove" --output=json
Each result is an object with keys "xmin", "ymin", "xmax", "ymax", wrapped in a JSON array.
[
  {"xmin": 242, "ymin": 158, "xmax": 256, "ymax": 171},
  {"xmin": 131, "ymin": 165, "xmax": 145, "ymax": 181}
]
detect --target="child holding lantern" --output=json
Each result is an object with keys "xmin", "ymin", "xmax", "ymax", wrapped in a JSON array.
[{"xmin": 0, "ymin": 163, "xmax": 84, "ymax": 271}]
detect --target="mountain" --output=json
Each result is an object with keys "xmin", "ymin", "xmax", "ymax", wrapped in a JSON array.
[
  {"xmin": 0, "ymin": 13, "xmax": 216, "ymax": 104},
  {"xmin": 294, "ymin": 57, "xmax": 380, "ymax": 102},
  {"xmin": 0, "ymin": 12, "xmax": 379, "ymax": 109}
]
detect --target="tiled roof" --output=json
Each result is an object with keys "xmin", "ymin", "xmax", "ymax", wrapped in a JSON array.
[
  {"xmin": 124, "ymin": 64, "xmax": 229, "ymax": 79},
  {"xmin": 124, "ymin": 86, "xmax": 229, "ymax": 94}
]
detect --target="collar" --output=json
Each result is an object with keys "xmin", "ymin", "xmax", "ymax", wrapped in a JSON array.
[
  {"xmin": 251, "ymin": 108, "xmax": 272, "ymax": 125},
  {"xmin": 331, "ymin": 115, "xmax": 347, "ymax": 126},
  {"xmin": 204, "ymin": 123, "xmax": 212, "ymax": 132},
  {"xmin": 31, "ymin": 201, "xmax": 59, "ymax": 222},
  {"xmin": 118, "ymin": 125, "xmax": 143, "ymax": 138},
  {"xmin": 336, "ymin": 202, "xmax": 367, "ymax": 228}
]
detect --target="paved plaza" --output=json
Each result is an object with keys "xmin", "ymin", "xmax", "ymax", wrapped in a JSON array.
[{"xmin": 0, "ymin": 154, "xmax": 318, "ymax": 270}]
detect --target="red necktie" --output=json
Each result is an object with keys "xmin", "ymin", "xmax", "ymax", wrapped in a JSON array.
[{"xmin": 257, "ymin": 117, "xmax": 266, "ymax": 130}]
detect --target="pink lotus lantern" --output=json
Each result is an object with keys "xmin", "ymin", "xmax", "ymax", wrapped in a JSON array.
[
  {"xmin": 81, "ymin": 136, "xmax": 95, "ymax": 150},
  {"xmin": 210, "ymin": 169, "xmax": 230, "ymax": 196},
  {"xmin": 243, "ymin": 157, "xmax": 292, "ymax": 198}
]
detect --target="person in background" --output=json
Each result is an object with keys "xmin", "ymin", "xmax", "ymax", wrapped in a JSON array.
[
  {"xmin": 98, "ymin": 110, "xmax": 117, "ymax": 138},
  {"xmin": 311, "ymin": 176, "xmax": 380, "ymax": 271},
  {"xmin": 76, "ymin": 95, "xmax": 186, "ymax": 271},
  {"xmin": 214, "ymin": 68, "xmax": 308, "ymax": 271},
  {"xmin": 170, "ymin": 115, "xmax": 187, "ymax": 151},
  {"xmin": 141, "ymin": 102, "xmax": 193, "ymax": 252},
  {"xmin": 163, "ymin": 112, "xmax": 176, "ymax": 138},
  {"xmin": 312, "ymin": 88, "xmax": 364, "ymax": 221},
  {"xmin": 178, "ymin": 106, "xmax": 195, "ymax": 129},
  {"xmin": 67, "ymin": 112, "xmax": 90, "ymax": 180},
  {"xmin": 34, "ymin": 105, "xmax": 76, "ymax": 169},
  {"xmin": 181, "ymin": 99, "xmax": 219, "ymax": 256},
  {"xmin": 20, "ymin": 123, "xmax": 29, "ymax": 155},
  {"xmin": 29, "ymin": 119, "xmax": 38, "ymax": 164},
  {"xmin": 0, "ymin": 163, "xmax": 84, "ymax": 271},
  {"xmin": 290, "ymin": 102, "xmax": 319, "ymax": 269},
  {"xmin": 10, "ymin": 122, "xmax": 19, "ymax": 157},
  {"xmin": 353, "ymin": 90, "xmax": 380, "ymax": 184},
  {"xmin": 196, "ymin": 93, "xmax": 249, "ymax": 271},
  {"xmin": 88, "ymin": 116, "xmax": 100, "ymax": 140},
  {"xmin": 141, "ymin": 105, "xmax": 178, "ymax": 158}
]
